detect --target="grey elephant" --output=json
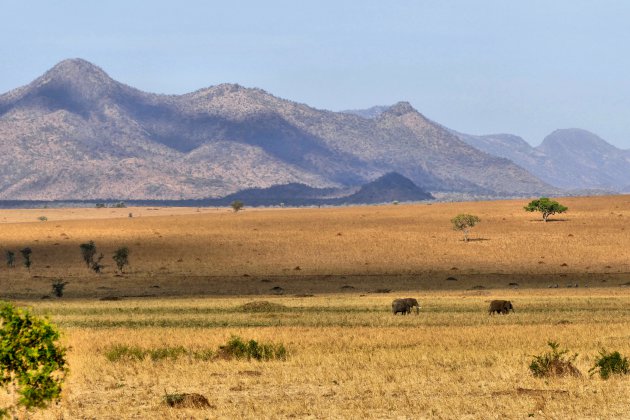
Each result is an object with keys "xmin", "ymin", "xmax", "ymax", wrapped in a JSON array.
[
  {"xmin": 392, "ymin": 298, "xmax": 420, "ymax": 315},
  {"xmin": 488, "ymin": 300, "xmax": 514, "ymax": 315}
]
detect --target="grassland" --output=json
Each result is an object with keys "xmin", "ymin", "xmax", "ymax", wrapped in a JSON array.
[{"xmin": 0, "ymin": 195, "xmax": 629, "ymax": 418}]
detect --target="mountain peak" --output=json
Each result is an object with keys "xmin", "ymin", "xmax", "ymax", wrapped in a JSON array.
[
  {"xmin": 43, "ymin": 58, "xmax": 112, "ymax": 84},
  {"xmin": 383, "ymin": 101, "xmax": 417, "ymax": 117},
  {"xmin": 539, "ymin": 128, "xmax": 618, "ymax": 153}
]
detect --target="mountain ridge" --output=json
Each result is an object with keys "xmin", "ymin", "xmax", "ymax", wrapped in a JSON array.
[
  {"xmin": 0, "ymin": 59, "xmax": 558, "ymax": 200},
  {"xmin": 455, "ymin": 128, "xmax": 630, "ymax": 191}
]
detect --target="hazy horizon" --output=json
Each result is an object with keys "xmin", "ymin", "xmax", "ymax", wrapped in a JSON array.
[{"xmin": 2, "ymin": 1, "xmax": 629, "ymax": 148}]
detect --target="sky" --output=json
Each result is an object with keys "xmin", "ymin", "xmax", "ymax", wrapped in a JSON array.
[{"xmin": 2, "ymin": 1, "xmax": 630, "ymax": 148}]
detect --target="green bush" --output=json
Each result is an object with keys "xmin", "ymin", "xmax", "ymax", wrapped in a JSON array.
[
  {"xmin": 0, "ymin": 302, "xmax": 67, "ymax": 416},
  {"xmin": 218, "ymin": 335, "xmax": 287, "ymax": 361},
  {"xmin": 589, "ymin": 350, "xmax": 629, "ymax": 379},
  {"xmin": 529, "ymin": 341, "xmax": 581, "ymax": 378}
]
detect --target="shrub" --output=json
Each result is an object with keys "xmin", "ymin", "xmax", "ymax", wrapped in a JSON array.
[
  {"xmin": 112, "ymin": 247, "xmax": 130, "ymax": 273},
  {"xmin": 37, "ymin": 216, "xmax": 48, "ymax": 222},
  {"xmin": 529, "ymin": 341, "xmax": 581, "ymax": 378},
  {"xmin": 79, "ymin": 241, "xmax": 97, "ymax": 268},
  {"xmin": 51, "ymin": 280, "xmax": 68, "ymax": 298},
  {"xmin": 105, "ymin": 345, "xmax": 146, "ymax": 362},
  {"xmin": 0, "ymin": 302, "xmax": 67, "ymax": 416},
  {"xmin": 5, "ymin": 251, "xmax": 14, "ymax": 268},
  {"xmin": 95, "ymin": 203, "xmax": 106, "ymax": 208},
  {"xmin": 589, "ymin": 349, "xmax": 630, "ymax": 379},
  {"xmin": 231, "ymin": 200, "xmax": 244, "ymax": 212},
  {"xmin": 91, "ymin": 253, "xmax": 104, "ymax": 274},
  {"xmin": 451, "ymin": 214, "xmax": 481, "ymax": 242},
  {"xmin": 19, "ymin": 248, "xmax": 32, "ymax": 271},
  {"xmin": 217, "ymin": 335, "xmax": 287, "ymax": 361}
]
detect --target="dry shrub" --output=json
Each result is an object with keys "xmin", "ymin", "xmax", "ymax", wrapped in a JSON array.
[
  {"xmin": 164, "ymin": 392, "xmax": 213, "ymax": 408},
  {"xmin": 529, "ymin": 341, "xmax": 581, "ymax": 378},
  {"xmin": 239, "ymin": 301, "xmax": 287, "ymax": 312}
]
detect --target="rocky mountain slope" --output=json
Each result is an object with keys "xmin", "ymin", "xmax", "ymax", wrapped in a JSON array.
[
  {"xmin": 456, "ymin": 129, "xmax": 630, "ymax": 191},
  {"xmin": 0, "ymin": 58, "xmax": 556, "ymax": 200}
]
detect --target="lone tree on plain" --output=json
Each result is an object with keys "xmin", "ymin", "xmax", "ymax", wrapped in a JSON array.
[
  {"xmin": 0, "ymin": 302, "xmax": 67, "ymax": 417},
  {"xmin": 79, "ymin": 241, "xmax": 97, "ymax": 268},
  {"xmin": 451, "ymin": 214, "xmax": 481, "ymax": 242},
  {"xmin": 112, "ymin": 247, "xmax": 130, "ymax": 273},
  {"xmin": 231, "ymin": 200, "xmax": 244, "ymax": 213},
  {"xmin": 524, "ymin": 197, "xmax": 568, "ymax": 222}
]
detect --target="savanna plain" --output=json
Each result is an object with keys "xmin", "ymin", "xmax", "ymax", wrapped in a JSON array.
[{"xmin": 1, "ymin": 195, "xmax": 630, "ymax": 419}]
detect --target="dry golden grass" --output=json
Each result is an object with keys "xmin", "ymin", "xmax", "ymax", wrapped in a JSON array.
[
  {"xmin": 11, "ymin": 290, "xmax": 630, "ymax": 419},
  {"xmin": 0, "ymin": 195, "xmax": 629, "ymax": 418}
]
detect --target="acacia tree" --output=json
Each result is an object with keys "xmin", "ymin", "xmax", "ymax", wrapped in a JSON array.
[
  {"xmin": 524, "ymin": 197, "xmax": 568, "ymax": 222},
  {"xmin": 19, "ymin": 248, "xmax": 32, "ymax": 271},
  {"xmin": 451, "ymin": 214, "xmax": 481, "ymax": 242},
  {"xmin": 79, "ymin": 241, "xmax": 97, "ymax": 268},
  {"xmin": 0, "ymin": 302, "xmax": 67, "ymax": 417},
  {"xmin": 231, "ymin": 200, "xmax": 244, "ymax": 213},
  {"xmin": 112, "ymin": 247, "xmax": 130, "ymax": 273}
]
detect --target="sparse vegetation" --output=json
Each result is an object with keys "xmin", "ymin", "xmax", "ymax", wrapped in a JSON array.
[
  {"xmin": 529, "ymin": 341, "xmax": 581, "ymax": 377},
  {"xmin": 451, "ymin": 213, "xmax": 481, "ymax": 242},
  {"xmin": 105, "ymin": 344, "xmax": 214, "ymax": 362},
  {"xmin": 0, "ymin": 196, "xmax": 628, "ymax": 417},
  {"xmin": 524, "ymin": 197, "xmax": 568, "ymax": 222},
  {"xmin": 589, "ymin": 349, "xmax": 629, "ymax": 379},
  {"xmin": 0, "ymin": 303, "xmax": 67, "ymax": 416},
  {"xmin": 37, "ymin": 216, "xmax": 48, "ymax": 222}
]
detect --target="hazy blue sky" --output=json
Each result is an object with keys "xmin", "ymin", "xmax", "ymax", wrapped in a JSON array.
[{"xmin": 2, "ymin": 1, "xmax": 629, "ymax": 148}]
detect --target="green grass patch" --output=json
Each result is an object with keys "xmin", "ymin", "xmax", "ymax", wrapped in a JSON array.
[{"xmin": 105, "ymin": 344, "xmax": 214, "ymax": 362}]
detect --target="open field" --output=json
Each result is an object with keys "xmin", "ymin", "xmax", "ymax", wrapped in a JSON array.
[
  {"xmin": 0, "ymin": 195, "xmax": 629, "ymax": 418},
  {"xmin": 0, "ymin": 195, "xmax": 629, "ymax": 298},
  {"xmin": 8, "ymin": 290, "xmax": 630, "ymax": 419}
]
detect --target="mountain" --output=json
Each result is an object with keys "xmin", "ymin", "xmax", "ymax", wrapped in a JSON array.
[
  {"xmin": 336, "ymin": 172, "xmax": 434, "ymax": 204},
  {"xmin": 455, "ymin": 128, "xmax": 630, "ymax": 191},
  {"xmin": 0, "ymin": 58, "xmax": 556, "ymax": 200},
  {"xmin": 208, "ymin": 172, "xmax": 432, "ymax": 206}
]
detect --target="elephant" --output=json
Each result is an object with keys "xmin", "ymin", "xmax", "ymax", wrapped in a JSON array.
[
  {"xmin": 400, "ymin": 298, "xmax": 420, "ymax": 315},
  {"xmin": 488, "ymin": 300, "xmax": 514, "ymax": 315},
  {"xmin": 391, "ymin": 298, "xmax": 420, "ymax": 315}
]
